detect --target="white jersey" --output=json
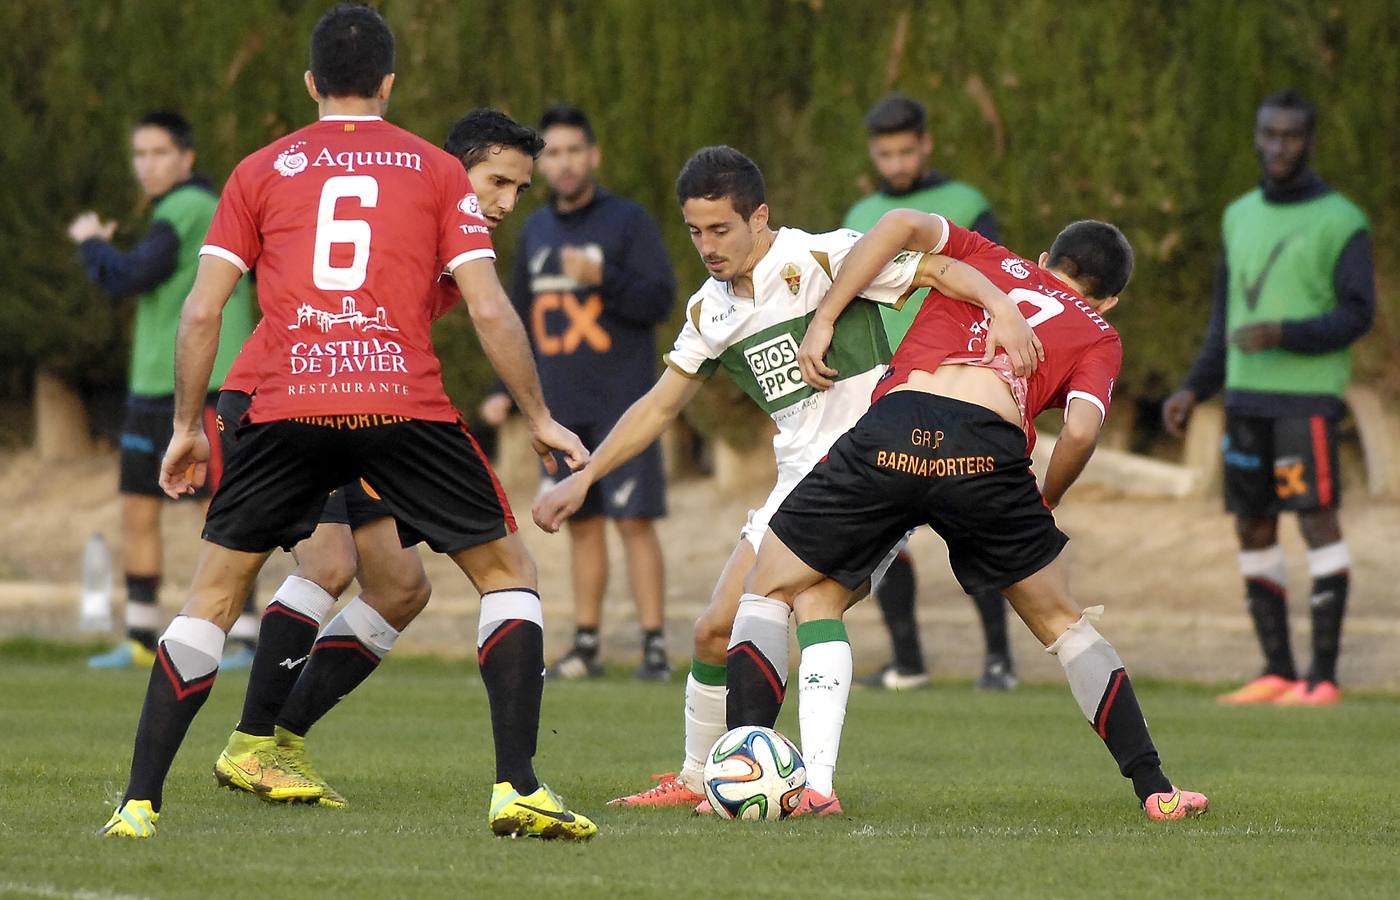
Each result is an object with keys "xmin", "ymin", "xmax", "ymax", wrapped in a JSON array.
[{"xmin": 664, "ymin": 226, "xmax": 923, "ymax": 498}]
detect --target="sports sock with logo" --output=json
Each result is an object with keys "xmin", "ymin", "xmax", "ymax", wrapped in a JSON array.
[
  {"xmin": 276, "ymin": 596, "xmax": 397, "ymax": 737},
  {"xmin": 680, "ymin": 658, "xmax": 727, "ymax": 790},
  {"xmin": 1240, "ymin": 545, "xmax": 1296, "ymax": 680},
  {"xmin": 236, "ymin": 576, "xmax": 336, "ymax": 736},
  {"xmin": 572, "ymin": 626, "xmax": 599, "ymax": 660},
  {"xmin": 1306, "ymin": 542, "xmax": 1349, "ymax": 685},
  {"xmin": 477, "ymin": 588, "xmax": 544, "ymax": 795},
  {"xmin": 725, "ymin": 594, "xmax": 791, "ymax": 729},
  {"xmin": 971, "ymin": 589, "xmax": 1011, "ymax": 661},
  {"xmin": 124, "ymin": 615, "xmax": 225, "ymax": 810},
  {"xmin": 125, "ymin": 574, "xmax": 161, "ymax": 650},
  {"xmin": 1047, "ymin": 611, "xmax": 1172, "ymax": 804},
  {"xmin": 796, "ymin": 619, "xmax": 852, "ymax": 797},
  {"xmin": 228, "ymin": 587, "xmax": 261, "ymax": 650},
  {"xmin": 874, "ymin": 553, "xmax": 923, "ymax": 673}
]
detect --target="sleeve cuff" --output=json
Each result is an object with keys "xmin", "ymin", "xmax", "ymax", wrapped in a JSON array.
[
  {"xmin": 929, "ymin": 214, "xmax": 950, "ymax": 254},
  {"xmin": 199, "ymin": 245, "xmax": 249, "ymax": 274},
  {"xmin": 1064, "ymin": 390, "xmax": 1106, "ymax": 422},
  {"xmin": 445, "ymin": 248, "xmax": 497, "ymax": 272}
]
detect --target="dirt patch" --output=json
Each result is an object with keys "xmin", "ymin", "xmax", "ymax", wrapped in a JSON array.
[{"xmin": 1, "ymin": 446, "xmax": 1395, "ymax": 688}]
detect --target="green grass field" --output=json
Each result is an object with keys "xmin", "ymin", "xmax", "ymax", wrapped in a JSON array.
[{"xmin": 2, "ymin": 643, "xmax": 1398, "ymax": 900}]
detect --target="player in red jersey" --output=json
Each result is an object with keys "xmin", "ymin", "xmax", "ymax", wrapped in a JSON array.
[
  {"xmin": 725, "ymin": 210, "xmax": 1209, "ymax": 821},
  {"xmin": 100, "ymin": 6, "xmax": 596, "ymax": 841}
]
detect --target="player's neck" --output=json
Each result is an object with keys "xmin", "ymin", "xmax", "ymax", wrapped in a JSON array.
[
  {"xmin": 553, "ymin": 181, "xmax": 596, "ymax": 214},
  {"xmin": 317, "ymin": 97, "xmax": 386, "ymax": 120},
  {"xmin": 729, "ymin": 228, "xmax": 777, "ymax": 299},
  {"xmin": 1045, "ymin": 267, "xmax": 1090, "ymax": 299}
]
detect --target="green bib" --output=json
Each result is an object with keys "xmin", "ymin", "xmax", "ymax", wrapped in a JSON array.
[
  {"xmin": 842, "ymin": 179, "xmax": 992, "ymax": 348},
  {"xmin": 131, "ymin": 184, "xmax": 255, "ymax": 396},
  {"xmin": 1222, "ymin": 189, "xmax": 1368, "ymax": 399}
]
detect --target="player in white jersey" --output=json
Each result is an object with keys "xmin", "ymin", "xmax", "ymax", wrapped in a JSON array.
[{"xmin": 533, "ymin": 147, "xmax": 1039, "ymax": 813}]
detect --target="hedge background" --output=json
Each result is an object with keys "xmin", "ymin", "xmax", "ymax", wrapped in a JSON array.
[{"xmin": 2, "ymin": 0, "xmax": 1394, "ymax": 444}]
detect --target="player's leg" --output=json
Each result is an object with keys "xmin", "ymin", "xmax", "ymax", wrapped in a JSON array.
[
  {"xmin": 608, "ymin": 538, "xmax": 750, "ymax": 807},
  {"xmin": 1001, "ymin": 558, "xmax": 1208, "ymax": 820},
  {"xmin": 1277, "ymin": 414, "xmax": 1347, "ymax": 705},
  {"xmin": 1218, "ymin": 414, "xmax": 1298, "ymax": 703},
  {"xmin": 862, "ymin": 551, "xmax": 930, "ymax": 689},
  {"xmin": 201, "ymin": 396, "xmax": 261, "ymax": 666},
  {"xmin": 971, "ymin": 588, "xmax": 1017, "ymax": 690},
  {"xmin": 604, "ymin": 437, "xmax": 669, "ymax": 680},
  {"xmin": 550, "ymin": 514, "xmax": 607, "ymax": 678}
]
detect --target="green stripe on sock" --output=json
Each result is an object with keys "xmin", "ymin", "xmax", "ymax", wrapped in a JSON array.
[
  {"xmin": 690, "ymin": 658, "xmax": 727, "ymax": 686},
  {"xmin": 797, "ymin": 619, "xmax": 848, "ymax": 649}
]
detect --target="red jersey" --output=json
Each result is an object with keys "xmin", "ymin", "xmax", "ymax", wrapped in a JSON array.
[
  {"xmin": 872, "ymin": 221, "xmax": 1122, "ymax": 451},
  {"xmin": 200, "ymin": 115, "xmax": 494, "ymax": 422}
]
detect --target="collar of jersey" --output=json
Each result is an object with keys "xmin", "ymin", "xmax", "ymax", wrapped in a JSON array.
[
  {"xmin": 732, "ymin": 226, "xmax": 795, "ymax": 303},
  {"xmin": 319, "ymin": 115, "xmax": 384, "ymax": 122}
]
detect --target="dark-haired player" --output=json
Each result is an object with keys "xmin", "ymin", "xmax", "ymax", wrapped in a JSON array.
[
  {"xmin": 99, "ymin": 6, "xmax": 595, "ymax": 840},
  {"xmin": 727, "ymin": 210, "xmax": 1210, "ymax": 821},
  {"xmin": 533, "ymin": 146, "xmax": 1040, "ymax": 813},
  {"xmin": 209, "ymin": 108, "xmax": 546, "ymax": 811},
  {"xmin": 1163, "ymin": 89, "xmax": 1374, "ymax": 707}
]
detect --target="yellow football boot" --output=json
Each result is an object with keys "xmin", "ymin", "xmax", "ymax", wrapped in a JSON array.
[
  {"xmin": 275, "ymin": 726, "xmax": 347, "ymax": 809},
  {"xmin": 98, "ymin": 799, "xmax": 158, "ymax": 838},
  {"xmin": 213, "ymin": 730, "xmax": 323, "ymax": 803},
  {"xmin": 489, "ymin": 782, "xmax": 598, "ymax": 841}
]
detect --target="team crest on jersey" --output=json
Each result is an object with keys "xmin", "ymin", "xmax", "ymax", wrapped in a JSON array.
[
  {"xmin": 289, "ymin": 295, "xmax": 400, "ymax": 335},
  {"xmin": 274, "ymin": 142, "xmax": 309, "ymax": 177},
  {"xmin": 1000, "ymin": 257, "xmax": 1031, "ymax": 279},
  {"xmin": 780, "ymin": 263, "xmax": 801, "ymax": 295},
  {"xmin": 744, "ymin": 333, "xmax": 805, "ymax": 403},
  {"xmin": 458, "ymin": 193, "xmax": 483, "ymax": 218}
]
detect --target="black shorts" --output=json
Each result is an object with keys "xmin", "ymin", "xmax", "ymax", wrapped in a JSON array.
[
  {"xmin": 544, "ymin": 420, "xmax": 666, "ymax": 520},
  {"xmin": 769, "ymin": 392, "xmax": 1067, "ymax": 595},
  {"xmin": 215, "ymin": 391, "xmax": 393, "ymax": 533},
  {"xmin": 205, "ymin": 413, "xmax": 513, "ymax": 554},
  {"xmin": 120, "ymin": 394, "xmax": 222, "ymax": 498},
  {"xmin": 1223, "ymin": 413, "xmax": 1341, "ymax": 517}
]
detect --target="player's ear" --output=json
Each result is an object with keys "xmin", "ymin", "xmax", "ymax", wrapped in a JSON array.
[
  {"xmin": 1096, "ymin": 295, "xmax": 1120, "ymax": 314},
  {"xmin": 303, "ymin": 71, "xmax": 320, "ymax": 102},
  {"xmin": 588, "ymin": 143, "xmax": 601, "ymax": 171},
  {"xmin": 377, "ymin": 73, "xmax": 395, "ymax": 101},
  {"xmin": 749, "ymin": 202, "xmax": 770, "ymax": 232},
  {"xmin": 1037, "ymin": 251, "xmax": 1050, "ymax": 268},
  {"xmin": 919, "ymin": 132, "xmax": 933, "ymax": 156}
]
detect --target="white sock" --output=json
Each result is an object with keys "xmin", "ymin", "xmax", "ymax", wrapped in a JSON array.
[
  {"xmin": 271, "ymin": 575, "xmax": 337, "ymax": 624},
  {"xmin": 324, "ymin": 595, "xmax": 400, "ymax": 658},
  {"xmin": 680, "ymin": 671, "xmax": 727, "ymax": 792},
  {"xmin": 797, "ymin": 623, "xmax": 852, "ymax": 797}
]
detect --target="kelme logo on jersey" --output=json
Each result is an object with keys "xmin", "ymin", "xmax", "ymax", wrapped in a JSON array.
[
  {"xmin": 274, "ymin": 142, "xmax": 309, "ymax": 177},
  {"xmin": 744, "ymin": 333, "xmax": 805, "ymax": 403},
  {"xmin": 1000, "ymin": 257, "xmax": 1030, "ymax": 279},
  {"xmin": 458, "ymin": 193, "xmax": 483, "ymax": 218}
]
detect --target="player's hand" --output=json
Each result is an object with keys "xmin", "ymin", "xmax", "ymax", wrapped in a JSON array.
[
  {"xmin": 478, "ymin": 392, "xmax": 513, "ymax": 427},
  {"xmin": 560, "ymin": 245, "xmax": 604, "ymax": 286},
  {"xmin": 528, "ymin": 418, "xmax": 589, "ymax": 476},
  {"xmin": 159, "ymin": 429, "xmax": 210, "ymax": 499},
  {"xmin": 985, "ymin": 303, "xmax": 1044, "ymax": 377},
  {"xmin": 1161, "ymin": 389, "xmax": 1196, "ymax": 438},
  {"xmin": 532, "ymin": 471, "xmax": 591, "ymax": 533},
  {"xmin": 67, "ymin": 211, "xmax": 116, "ymax": 244},
  {"xmin": 1230, "ymin": 321, "xmax": 1283, "ymax": 353},
  {"xmin": 798, "ymin": 317, "xmax": 838, "ymax": 390}
]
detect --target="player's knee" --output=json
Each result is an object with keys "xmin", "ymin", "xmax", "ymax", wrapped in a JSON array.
[
  {"xmin": 613, "ymin": 517, "xmax": 657, "ymax": 540},
  {"xmin": 1234, "ymin": 516, "xmax": 1278, "ymax": 549},
  {"xmin": 693, "ymin": 608, "xmax": 732, "ymax": 659},
  {"xmin": 1297, "ymin": 508, "xmax": 1342, "ymax": 547},
  {"xmin": 372, "ymin": 574, "xmax": 431, "ymax": 630},
  {"xmin": 122, "ymin": 496, "xmax": 161, "ymax": 533},
  {"xmin": 295, "ymin": 551, "xmax": 357, "ymax": 597}
]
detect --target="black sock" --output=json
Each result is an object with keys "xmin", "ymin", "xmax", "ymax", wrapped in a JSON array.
[
  {"xmin": 1092, "ymin": 670, "xmax": 1172, "ymax": 802},
  {"xmin": 478, "ymin": 590, "xmax": 544, "ymax": 794},
  {"xmin": 725, "ymin": 596, "xmax": 790, "ymax": 729},
  {"xmin": 573, "ymin": 626, "xmax": 599, "ymax": 659},
  {"xmin": 876, "ymin": 553, "xmax": 924, "ymax": 673},
  {"xmin": 123, "ymin": 616, "xmax": 223, "ymax": 810},
  {"xmin": 642, "ymin": 629, "xmax": 666, "ymax": 665},
  {"xmin": 237, "ymin": 601, "xmax": 321, "ymax": 736},
  {"xmin": 276, "ymin": 633, "xmax": 383, "ymax": 737},
  {"xmin": 125, "ymin": 575, "xmax": 160, "ymax": 650},
  {"xmin": 1246, "ymin": 577, "xmax": 1297, "ymax": 680},
  {"xmin": 1308, "ymin": 571, "xmax": 1349, "ymax": 685},
  {"xmin": 971, "ymin": 589, "xmax": 1011, "ymax": 661}
]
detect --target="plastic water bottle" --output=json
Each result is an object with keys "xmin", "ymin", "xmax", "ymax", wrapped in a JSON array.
[{"xmin": 79, "ymin": 533, "xmax": 113, "ymax": 633}]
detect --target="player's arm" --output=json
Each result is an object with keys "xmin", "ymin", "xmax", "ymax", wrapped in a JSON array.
[
  {"xmin": 160, "ymin": 256, "xmax": 242, "ymax": 497},
  {"xmin": 452, "ymin": 257, "xmax": 586, "ymax": 474},
  {"xmin": 533, "ymin": 368, "xmax": 701, "ymax": 532},
  {"xmin": 1040, "ymin": 398, "xmax": 1104, "ymax": 509}
]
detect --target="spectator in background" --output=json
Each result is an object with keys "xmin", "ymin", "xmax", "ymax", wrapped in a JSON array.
[
  {"xmin": 479, "ymin": 104, "xmax": 677, "ymax": 680},
  {"xmin": 68, "ymin": 110, "xmax": 257, "ymax": 669},
  {"xmin": 842, "ymin": 94, "xmax": 1017, "ymax": 692},
  {"xmin": 1163, "ymin": 89, "xmax": 1374, "ymax": 707}
]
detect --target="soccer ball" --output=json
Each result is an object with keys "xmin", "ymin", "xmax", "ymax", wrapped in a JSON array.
[{"xmin": 702, "ymin": 726, "xmax": 806, "ymax": 820}]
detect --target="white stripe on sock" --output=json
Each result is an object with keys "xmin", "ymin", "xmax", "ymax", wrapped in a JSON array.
[
  {"xmin": 274, "ymin": 575, "xmax": 336, "ymax": 623},
  {"xmin": 478, "ymin": 589, "xmax": 543, "ymax": 648},
  {"xmin": 335, "ymin": 596, "xmax": 399, "ymax": 657},
  {"xmin": 1306, "ymin": 542, "xmax": 1350, "ymax": 578}
]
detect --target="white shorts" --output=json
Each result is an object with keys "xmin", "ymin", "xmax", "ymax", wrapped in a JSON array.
[{"xmin": 740, "ymin": 479, "xmax": 911, "ymax": 590}]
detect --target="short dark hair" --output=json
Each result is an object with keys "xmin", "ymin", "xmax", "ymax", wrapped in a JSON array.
[
  {"xmin": 136, "ymin": 110, "xmax": 194, "ymax": 151},
  {"xmin": 444, "ymin": 108, "xmax": 546, "ymax": 169},
  {"xmin": 864, "ymin": 94, "xmax": 927, "ymax": 137},
  {"xmin": 1258, "ymin": 88, "xmax": 1317, "ymax": 135},
  {"xmin": 309, "ymin": 4, "xmax": 395, "ymax": 99},
  {"xmin": 538, "ymin": 103, "xmax": 595, "ymax": 144},
  {"xmin": 675, "ymin": 146, "xmax": 766, "ymax": 220},
  {"xmin": 1046, "ymin": 220, "xmax": 1134, "ymax": 299}
]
